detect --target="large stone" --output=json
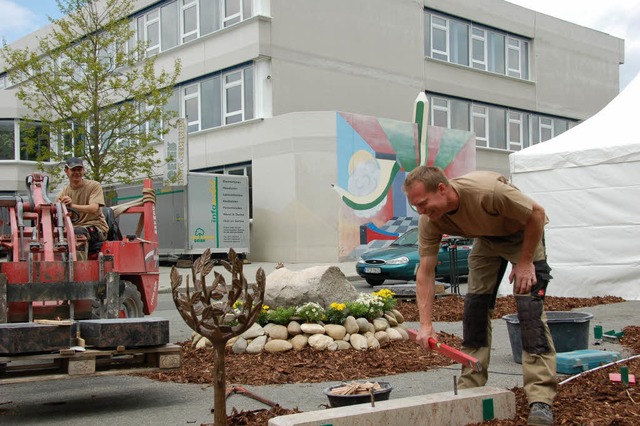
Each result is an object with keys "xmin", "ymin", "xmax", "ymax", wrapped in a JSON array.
[
  {"xmin": 386, "ymin": 328, "xmax": 403, "ymax": 341},
  {"xmin": 196, "ymin": 336, "xmax": 211, "ymax": 349},
  {"xmin": 324, "ymin": 324, "xmax": 347, "ymax": 340},
  {"xmin": 308, "ymin": 334, "xmax": 334, "ymax": 350},
  {"xmin": 290, "ymin": 334, "xmax": 308, "ymax": 350},
  {"xmin": 246, "ymin": 335, "xmax": 267, "ymax": 353},
  {"xmin": 384, "ymin": 313, "xmax": 399, "ymax": 327},
  {"xmin": 367, "ymin": 335, "xmax": 381, "ymax": 349},
  {"xmin": 392, "ymin": 326, "xmax": 409, "ymax": 340},
  {"xmin": 231, "ymin": 336, "xmax": 248, "ymax": 354},
  {"xmin": 264, "ymin": 339, "xmax": 293, "ymax": 353},
  {"xmin": 335, "ymin": 340, "xmax": 353, "ymax": 350},
  {"xmin": 300, "ymin": 323, "xmax": 325, "ymax": 335},
  {"xmin": 78, "ymin": 318, "xmax": 169, "ymax": 348},
  {"xmin": 264, "ymin": 266, "xmax": 359, "ymax": 309},
  {"xmin": 374, "ymin": 331, "xmax": 391, "ymax": 347},
  {"xmin": 287, "ymin": 321, "xmax": 302, "ymax": 336},
  {"xmin": 349, "ymin": 333, "xmax": 368, "ymax": 350},
  {"xmin": 343, "ymin": 316, "xmax": 359, "ymax": 335},
  {"xmin": 391, "ymin": 308, "xmax": 405, "ymax": 323},
  {"xmin": 373, "ymin": 318, "xmax": 389, "ymax": 331},
  {"xmin": 355, "ymin": 318, "xmax": 370, "ymax": 333},
  {"xmin": 241, "ymin": 323, "xmax": 264, "ymax": 340},
  {"xmin": 0, "ymin": 322, "xmax": 72, "ymax": 354},
  {"xmin": 267, "ymin": 324, "xmax": 289, "ymax": 340}
]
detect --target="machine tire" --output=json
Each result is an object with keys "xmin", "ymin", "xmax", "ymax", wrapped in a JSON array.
[
  {"xmin": 91, "ymin": 280, "xmax": 144, "ymax": 319},
  {"xmin": 119, "ymin": 281, "xmax": 144, "ymax": 318},
  {"xmin": 366, "ymin": 277, "xmax": 385, "ymax": 286}
]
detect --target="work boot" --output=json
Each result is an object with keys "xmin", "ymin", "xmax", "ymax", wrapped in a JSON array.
[{"xmin": 528, "ymin": 402, "xmax": 553, "ymax": 425}]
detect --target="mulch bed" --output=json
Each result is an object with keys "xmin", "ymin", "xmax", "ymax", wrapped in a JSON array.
[{"xmin": 139, "ymin": 295, "xmax": 638, "ymax": 425}]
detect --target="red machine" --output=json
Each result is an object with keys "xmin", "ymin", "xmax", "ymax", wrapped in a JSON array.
[{"xmin": 0, "ymin": 173, "xmax": 160, "ymax": 323}]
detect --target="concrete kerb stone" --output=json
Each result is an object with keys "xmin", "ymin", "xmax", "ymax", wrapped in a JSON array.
[{"xmin": 268, "ymin": 386, "xmax": 516, "ymax": 426}]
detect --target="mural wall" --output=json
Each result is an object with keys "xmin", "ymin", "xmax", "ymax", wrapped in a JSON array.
[{"xmin": 333, "ymin": 108, "xmax": 476, "ymax": 260}]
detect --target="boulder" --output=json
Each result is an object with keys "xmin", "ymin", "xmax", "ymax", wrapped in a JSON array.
[
  {"xmin": 264, "ymin": 339, "xmax": 293, "ymax": 353},
  {"xmin": 246, "ymin": 335, "xmax": 268, "ymax": 353},
  {"xmin": 324, "ymin": 324, "xmax": 347, "ymax": 340},
  {"xmin": 308, "ymin": 334, "xmax": 334, "ymax": 350},
  {"xmin": 264, "ymin": 266, "xmax": 359, "ymax": 309},
  {"xmin": 350, "ymin": 333, "xmax": 368, "ymax": 350},
  {"xmin": 343, "ymin": 316, "xmax": 359, "ymax": 335},
  {"xmin": 300, "ymin": 323, "xmax": 325, "ymax": 335},
  {"xmin": 290, "ymin": 334, "xmax": 308, "ymax": 350},
  {"xmin": 231, "ymin": 336, "xmax": 248, "ymax": 354},
  {"xmin": 267, "ymin": 324, "xmax": 289, "ymax": 340},
  {"xmin": 287, "ymin": 321, "xmax": 302, "ymax": 336}
]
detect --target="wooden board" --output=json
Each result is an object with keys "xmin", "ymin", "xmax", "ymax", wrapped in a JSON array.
[{"xmin": 0, "ymin": 343, "xmax": 181, "ymax": 384}]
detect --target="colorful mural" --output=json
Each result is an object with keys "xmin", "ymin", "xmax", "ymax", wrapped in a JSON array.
[{"xmin": 333, "ymin": 97, "xmax": 476, "ymax": 259}]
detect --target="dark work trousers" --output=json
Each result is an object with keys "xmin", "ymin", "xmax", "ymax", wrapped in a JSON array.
[{"xmin": 457, "ymin": 233, "xmax": 557, "ymax": 406}]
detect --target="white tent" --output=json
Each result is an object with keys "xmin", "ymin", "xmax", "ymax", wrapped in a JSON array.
[{"xmin": 505, "ymin": 74, "xmax": 640, "ymax": 300}]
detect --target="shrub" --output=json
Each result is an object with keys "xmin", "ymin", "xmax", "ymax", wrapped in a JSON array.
[
  {"xmin": 295, "ymin": 302, "xmax": 325, "ymax": 323},
  {"xmin": 372, "ymin": 288, "xmax": 397, "ymax": 312},
  {"xmin": 348, "ymin": 293, "xmax": 385, "ymax": 321},
  {"xmin": 267, "ymin": 306, "xmax": 296, "ymax": 325},
  {"xmin": 324, "ymin": 302, "xmax": 347, "ymax": 324},
  {"xmin": 257, "ymin": 304, "xmax": 270, "ymax": 326}
]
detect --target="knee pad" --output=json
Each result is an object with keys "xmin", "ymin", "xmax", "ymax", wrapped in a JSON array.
[
  {"xmin": 516, "ymin": 296, "xmax": 551, "ymax": 354},
  {"xmin": 462, "ymin": 294, "xmax": 493, "ymax": 348}
]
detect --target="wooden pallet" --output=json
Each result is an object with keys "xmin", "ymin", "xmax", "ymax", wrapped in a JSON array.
[{"xmin": 0, "ymin": 343, "xmax": 181, "ymax": 384}]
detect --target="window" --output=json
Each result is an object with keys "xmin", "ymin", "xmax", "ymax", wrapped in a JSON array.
[
  {"xmin": 472, "ymin": 106, "xmax": 488, "ymax": 147},
  {"xmin": 161, "ymin": 1, "xmax": 179, "ymax": 51},
  {"xmin": 507, "ymin": 37, "xmax": 523, "ymax": 78},
  {"xmin": 184, "ymin": 84, "xmax": 201, "ymax": 133},
  {"xmin": 431, "ymin": 97, "xmax": 450, "ymax": 128},
  {"xmin": 181, "ymin": 0, "xmax": 199, "ymax": 43},
  {"xmin": 178, "ymin": 64, "xmax": 255, "ymax": 133},
  {"xmin": 224, "ymin": 70, "xmax": 244, "ymax": 125},
  {"xmin": 431, "ymin": 16, "xmax": 449, "ymax": 61},
  {"xmin": 539, "ymin": 117, "xmax": 554, "ymax": 142},
  {"xmin": 0, "ymin": 120, "xmax": 15, "ymax": 160},
  {"xmin": 19, "ymin": 122, "xmax": 49, "ymax": 161},
  {"xmin": 508, "ymin": 112, "xmax": 523, "ymax": 151},
  {"xmin": 425, "ymin": 9, "xmax": 530, "ymax": 81},
  {"xmin": 427, "ymin": 93, "xmax": 576, "ymax": 151},
  {"xmin": 145, "ymin": 10, "xmax": 160, "ymax": 56},
  {"xmin": 471, "ymin": 28, "xmax": 487, "ymax": 70}
]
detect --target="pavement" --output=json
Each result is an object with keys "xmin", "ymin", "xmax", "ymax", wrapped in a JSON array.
[{"xmin": 156, "ymin": 259, "xmax": 640, "ymax": 417}]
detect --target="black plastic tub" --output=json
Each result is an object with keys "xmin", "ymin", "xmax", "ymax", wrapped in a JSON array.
[
  {"xmin": 503, "ymin": 311, "xmax": 593, "ymax": 364},
  {"xmin": 323, "ymin": 382, "xmax": 393, "ymax": 407}
]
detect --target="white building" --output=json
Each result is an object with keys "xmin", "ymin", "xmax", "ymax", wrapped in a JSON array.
[{"xmin": 0, "ymin": 0, "xmax": 624, "ymax": 262}]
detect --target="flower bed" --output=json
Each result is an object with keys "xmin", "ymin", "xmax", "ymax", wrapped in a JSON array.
[{"xmin": 191, "ymin": 289, "xmax": 411, "ymax": 354}]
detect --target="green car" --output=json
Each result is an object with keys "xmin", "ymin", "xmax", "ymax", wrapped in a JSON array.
[{"xmin": 356, "ymin": 228, "xmax": 473, "ymax": 286}]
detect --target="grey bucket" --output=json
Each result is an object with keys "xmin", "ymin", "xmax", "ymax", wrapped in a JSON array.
[{"xmin": 503, "ymin": 311, "xmax": 593, "ymax": 364}]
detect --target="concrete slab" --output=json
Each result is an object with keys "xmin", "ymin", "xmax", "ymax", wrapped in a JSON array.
[{"xmin": 268, "ymin": 387, "xmax": 515, "ymax": 426}]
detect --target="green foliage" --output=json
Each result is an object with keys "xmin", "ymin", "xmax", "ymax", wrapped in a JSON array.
[
  {"xmin": 345, "ymin": 301, "xmax": 369, "ymax": 319},
  {"xmin": 346, "ymin": 293, "xmax": 385, "ymax": 321},
  {"xmin": 295, "ymin": 302, "xmax": 325, "ymax": 323},
  {"xmin": 0, "ymin": 0, "xmax": 182, "ymax": 186},
  {"xmin": 257, "ymin": 304, "xmax": 270, "ymax": 326},
  {"xmin": 266, "ymin": 306, "xmax": 296, "ymax": 325},
  {"xmin": 324, "ymin": 302, "xmax": 348, "ymax": 325},
  {"xmin": 372, "ymin": 288, "xmax": 398, "ymax": 312}
]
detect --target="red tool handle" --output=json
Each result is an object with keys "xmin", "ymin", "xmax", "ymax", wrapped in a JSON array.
[{"xmin": 407, "ymin": 329, "xmax": 482, "ymax": 372}]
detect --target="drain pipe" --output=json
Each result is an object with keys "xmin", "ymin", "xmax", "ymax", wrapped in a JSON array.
[{"xmin": 559, "ymin": 354, "xmax": 640, "ymax": 385}]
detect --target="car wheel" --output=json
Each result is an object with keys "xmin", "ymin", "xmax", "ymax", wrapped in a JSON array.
[{"xmin": 366, "ymin": 277, "xmax": 385, "ymax": 286}]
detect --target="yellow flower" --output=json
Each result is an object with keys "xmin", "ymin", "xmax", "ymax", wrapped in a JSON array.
[
  {"xmin": 262, "ymin": 305, "xmax": 270, "ymax": 312},
  {"xmin": 330, "ymin": 302, "xmax": 346, "ymax": 311}
]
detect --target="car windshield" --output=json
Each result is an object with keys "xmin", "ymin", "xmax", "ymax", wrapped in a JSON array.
[{"xmin": 391, "ymin": 228, "xmax": 418, "ymax": 246}]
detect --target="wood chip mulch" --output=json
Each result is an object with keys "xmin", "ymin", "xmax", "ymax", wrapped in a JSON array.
[{"xmin": 138, "ymin": 295, "xmax": 637, "ymax": 425}]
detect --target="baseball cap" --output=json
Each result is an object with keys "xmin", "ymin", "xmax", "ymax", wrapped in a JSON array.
[{"xmin": 65, "ymin": 157, "xmax": 84, "ymax": 169}]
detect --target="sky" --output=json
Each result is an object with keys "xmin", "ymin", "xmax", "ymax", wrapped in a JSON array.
[{"xmin": 1, "ymin": 0, "xmax": 639, "ymax": 90}]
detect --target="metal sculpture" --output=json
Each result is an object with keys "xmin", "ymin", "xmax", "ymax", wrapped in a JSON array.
[{"xmin": 171, "ymin": 248, "xmax": 266, "ymax": 426}]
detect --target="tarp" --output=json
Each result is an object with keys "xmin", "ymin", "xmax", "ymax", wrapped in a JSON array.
[{"xmin": 502, "ymin": 74, "xmax": 640, "ymax": 300}]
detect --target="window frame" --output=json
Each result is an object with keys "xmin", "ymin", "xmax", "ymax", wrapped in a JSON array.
[
  {"xmin": 471, "ymin": 27, "xmax": 487, "ymax": 70},
  {"xmin": 431, "ymin": 97, "xmax": 451, "ymax": 128},
  {"xmin": 472, "ymin": 105, "xmax": 489, "ymax": 147},
  {"xmin": 181, "ymin": 0, "xmax": 200, "ymax": 43},
  {"xmin": 430, "ymin": 14, "xmax": 449, "ymax": 61},
  {"xmin": 507, "ymin": 111, "xmax": 523, "ymax": 151}
]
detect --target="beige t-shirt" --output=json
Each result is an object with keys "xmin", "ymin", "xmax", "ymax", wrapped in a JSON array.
[
  {"xmin": 418, "ymin": 171, "xmax": 542, "ymax": 256},
  {"xmin": 56, "ymin": 179, "xmax": 109, "ymax": 235}
]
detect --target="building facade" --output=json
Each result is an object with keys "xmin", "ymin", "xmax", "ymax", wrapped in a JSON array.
[{"xmin": 0, "ymin": 0, "xmax": 624, "ymax": 262}]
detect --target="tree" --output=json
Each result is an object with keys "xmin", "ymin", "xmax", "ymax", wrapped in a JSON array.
[{"xmin": 1, "ymin": 0, "xmax": 181, "ymax": 185}]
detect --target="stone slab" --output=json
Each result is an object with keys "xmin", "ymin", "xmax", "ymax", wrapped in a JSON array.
[
  {"xmin": 0, "ymin": 322, "xmax": 72, "ymax": 354},
  {"xmin": 268, "ymin": 387, "xmax": 515, "ymax": 426},
  {"xmin": 77, "ymin": 317, "xmax": 169, "ymax": 348}
]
